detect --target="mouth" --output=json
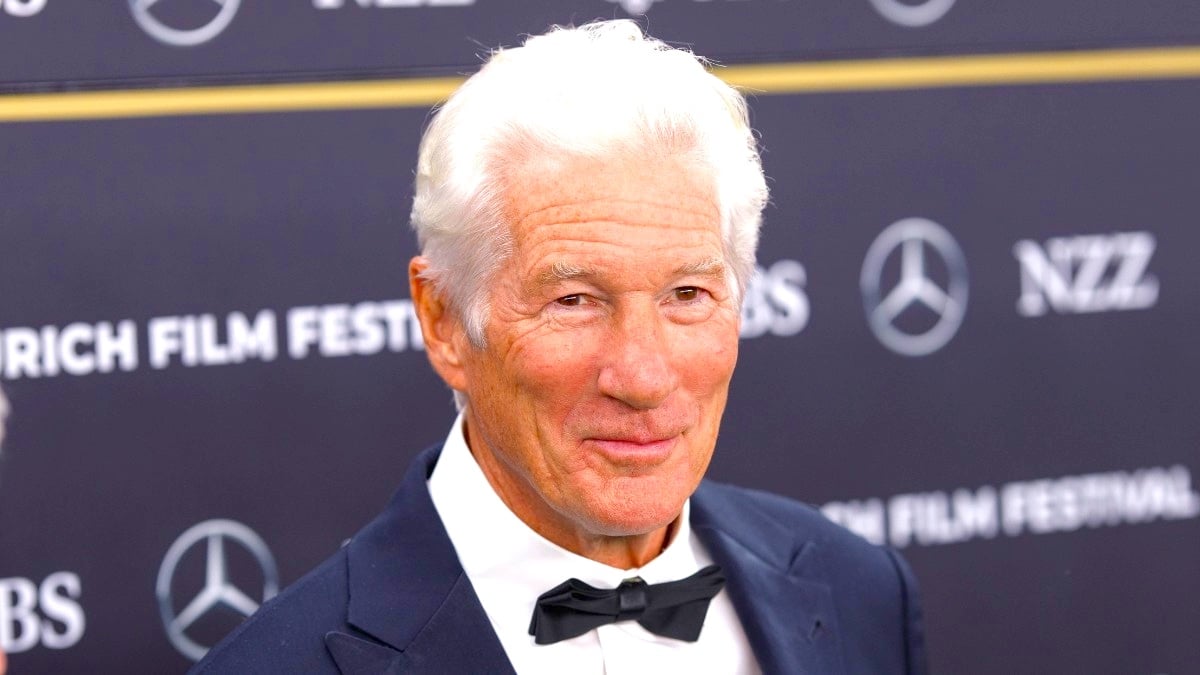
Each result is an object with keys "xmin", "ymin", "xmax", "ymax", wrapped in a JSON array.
[{"xmin": 585, "ymin": 435, "xmax": 679, "ymax": 466}]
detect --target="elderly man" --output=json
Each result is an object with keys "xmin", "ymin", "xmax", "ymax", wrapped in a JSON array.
[{"xmin": 196, "ymin": 21, "xmax": 926, "ymax": 674}]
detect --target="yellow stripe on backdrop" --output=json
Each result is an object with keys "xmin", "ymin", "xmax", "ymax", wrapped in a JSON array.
[{"xmin": 2, "ymin": 45, "xmax": 1200, "ymax": 123}]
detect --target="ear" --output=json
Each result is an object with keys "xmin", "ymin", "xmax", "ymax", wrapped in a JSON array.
[{"xmin": 409, "ymin": 256, "xmax": 470, "ymax": 394}]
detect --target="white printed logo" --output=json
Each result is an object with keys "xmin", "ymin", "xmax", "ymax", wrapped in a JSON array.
[
  {"xmin": 313, "ymin": 0, "xmax": 475, "ymax": 8},
  {"xmin": 1, "ymin": 0, "xmax": 46, "ymax": 17},
  {"xmin": 741, "ymin": 259, "xmax": 810, "ymax": 339},
  {"xmin": 824, "ymin": 464, "xmax": 1200, "ymax": 548},
  {"xmin": 868, "ymin": 0, "xmax": 956, "ymax": 27},
  {"xmin": 1013, "ymin": 231, "xmax": 1158, "ymax": 316},
  {"xmin": 0, "ymin": 572, "xmax": 86, "ymax": 654},
  {"xmin": 156, "ymin": 519, "xmax": 279, "ymax": 661},
  {"xmin": 605, "ymin": 0, "xmax": 661, "ymax": 14},
  {"xmin": 861, "ymin": 217, "xmax": 968, "ymax": 356},
  {"xmin": 129, "ymin": 0, "xmax": 240, "ymax": 47}
]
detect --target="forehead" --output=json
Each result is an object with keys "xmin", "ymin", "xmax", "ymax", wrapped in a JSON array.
[{"xmin": 499, "ymin": 150, "xmax": 722, "ymax": 253}]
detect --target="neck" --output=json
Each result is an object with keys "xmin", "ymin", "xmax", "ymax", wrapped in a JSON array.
[{"xmin": 569, "ymin": 519, "xmax": 678, "ymax": 569}]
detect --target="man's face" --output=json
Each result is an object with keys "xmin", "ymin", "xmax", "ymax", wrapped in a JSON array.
[{"xmin": 447, "ymin": 151, "xmax": 740, "ymax": 548}]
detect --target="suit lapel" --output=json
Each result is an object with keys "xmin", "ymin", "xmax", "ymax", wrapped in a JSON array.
[
  {"xmin": 325, "ymin": 632, "xmax": 406, "ymax": 674},
  {"xmin": 325, "ymin": 446, "xmax": 515, "ymax": 675},
  {"xmin": 692, "ymin": 483, "xmax": 846, "ymax": 675}
]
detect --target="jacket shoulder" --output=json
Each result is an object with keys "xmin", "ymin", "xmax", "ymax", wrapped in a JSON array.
[{"xmin": 189, "ymin": 547, "xmax": 353, "ymax": 674}]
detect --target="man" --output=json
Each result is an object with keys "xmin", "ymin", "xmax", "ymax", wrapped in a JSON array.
[{"xmin": 196, "ymin": 20, "xmax": 926, "ymax": 674}]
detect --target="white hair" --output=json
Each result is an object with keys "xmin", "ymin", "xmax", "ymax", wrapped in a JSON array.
[{"xmin": 410, "ymin": 20, "xmax": 769, "ymax": 348}]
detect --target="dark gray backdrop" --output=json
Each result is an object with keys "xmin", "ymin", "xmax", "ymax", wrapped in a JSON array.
[{"xmin": 1, "ymin": 1, "xmax": 1198, "ymax": 672}]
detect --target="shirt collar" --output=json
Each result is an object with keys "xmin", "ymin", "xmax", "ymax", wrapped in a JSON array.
[{"xmin": 428, "ymin": 412, "xmax": 704, "ymax": 592}]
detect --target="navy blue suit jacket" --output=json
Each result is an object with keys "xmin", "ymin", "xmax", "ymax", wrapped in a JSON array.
[{"xmin": 194, "ymin": 446, "xmax": 927, "ymax": 674}]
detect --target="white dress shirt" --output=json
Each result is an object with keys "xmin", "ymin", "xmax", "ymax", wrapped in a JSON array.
[{"xmin": 428, "ymin": 414, "xmax": 761, "ymax": 675}]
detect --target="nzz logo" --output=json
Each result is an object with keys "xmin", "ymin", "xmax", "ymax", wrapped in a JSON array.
[{"xmin": 1013, "ymin": 231, "xmax": 1158, "ymax": 316}]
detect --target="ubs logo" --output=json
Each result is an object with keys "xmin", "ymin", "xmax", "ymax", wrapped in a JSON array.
[
  {"xmin": 868, "ymin": 0, "xmax": 956, "ymax": 27},
  {"xmin": 860, "ymin": 218, "xmax": 968, "ymax": 356},
  {"xmin": 156, "ymin": 519, "xmax": 279, "ymax": 661},
  {"xmin": 0, "ymin": 572, "xmax": 85, "ymax": 654},
  {"xmin": 741, "ymin": 259, "xmax": 810, "ymax": 339},
  {"xmin": 129, "ymin": 0, "xmax": 240, "ymax": 47}
]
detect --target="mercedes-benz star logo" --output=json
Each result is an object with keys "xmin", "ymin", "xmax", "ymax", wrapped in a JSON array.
[
  {"xmin": 860, "ymin": 217, "xmax": 968, "ymax": 356},
  {"xmin": 156, "ymin": 519, "xmax": 279, "ymax": 662},
  {"xmin": 868, "ymin": 0, "xmax": 957, "ymax": 27},
  {"xmin": 129, "ymin": 0, "xmax": 240, "ymax": 47}
]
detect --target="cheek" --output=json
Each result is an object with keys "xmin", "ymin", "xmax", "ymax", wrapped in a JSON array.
[
  {"xmin": 684, "ymin": 330, "xmax": 735, "ymax": 467},
  {"xmin": 677, "ymin": 323, "xmax": 739, "ymax": 394},
  {"xmin": 506, "ymin": 328, "xmax": 603, "ymax": 415}
]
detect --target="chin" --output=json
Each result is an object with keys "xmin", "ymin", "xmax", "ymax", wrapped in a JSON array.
[{"xmin": 578, "ymin": 479, "xmax": 691, "ymax": 537}]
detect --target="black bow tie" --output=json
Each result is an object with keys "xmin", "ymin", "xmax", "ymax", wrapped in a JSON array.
[{"xmin": 528, "ymin": 565, "xmax": 726, "ymax": 645}]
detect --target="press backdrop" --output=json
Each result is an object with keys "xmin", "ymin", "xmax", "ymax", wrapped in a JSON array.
[{"xmin": 2, "ymin": 1, "xmax": 1198, "ymax": 672}]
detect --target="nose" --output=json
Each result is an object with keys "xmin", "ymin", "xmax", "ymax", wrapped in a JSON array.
[{"xmin": 596, "ymin": 303, "xmax": 678, "ymax": 410}]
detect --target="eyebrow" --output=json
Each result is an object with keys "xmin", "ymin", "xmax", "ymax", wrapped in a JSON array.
[
  {"xmin": 675, "ymin": 256, "xmax": 726, "ymax": 279},
  {"xmin": 536, "ymin": 261, "xmax": 591, "ymax": 287},
  {"xmin": 534, "ymin": 256, "xmax": 726, "ymax": 288}
]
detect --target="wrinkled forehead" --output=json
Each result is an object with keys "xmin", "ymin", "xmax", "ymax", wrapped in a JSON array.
[{"xmin": 497, "ymin": 148, "xmax": 721, "ymax": 235}]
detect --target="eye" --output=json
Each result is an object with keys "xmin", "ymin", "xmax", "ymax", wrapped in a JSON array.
[
  {"xmin": 555, "ymin": 294, "xmax": 586, "ymax": 307},
  {"xmin": 673, "ymin": 287, "xmax": 703, "ymax": 302}
]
